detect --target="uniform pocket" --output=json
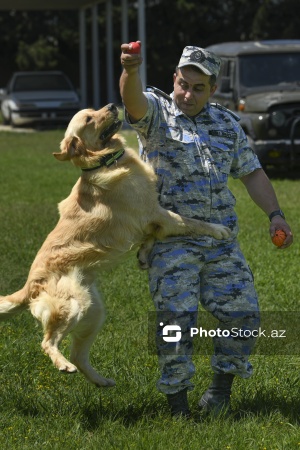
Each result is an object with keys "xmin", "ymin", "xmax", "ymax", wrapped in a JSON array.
[{"xmin": 209, "ymin": 128, "xmax": 236, "ymax": 176}]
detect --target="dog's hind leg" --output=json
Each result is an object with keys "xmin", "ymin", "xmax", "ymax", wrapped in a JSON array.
[
  {"xmin": 30, "ymin": 292, "xmax": 79, "ymax": 373},
  {"xmin": 42, "ymin": 329, "xmax": 78, "ymax": 373},
  {"xmin": 70, "ymin": 284, "xmax": 116, "ymax": 388}
]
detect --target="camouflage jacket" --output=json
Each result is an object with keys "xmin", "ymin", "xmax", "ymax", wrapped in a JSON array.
[{"xmin": 125, "ymin": 88, "xmax": 262, "ymax": 246}]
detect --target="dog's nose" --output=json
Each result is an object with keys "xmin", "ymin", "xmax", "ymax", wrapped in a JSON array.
[{"xmin": 107, "ymin": 103, "xmax": 117, "ymax": 112}]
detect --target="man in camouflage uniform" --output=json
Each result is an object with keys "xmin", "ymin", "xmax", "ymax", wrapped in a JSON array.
[{"xmin": 120, "ymin": 44, "xmax": 293, "ymax": 417}]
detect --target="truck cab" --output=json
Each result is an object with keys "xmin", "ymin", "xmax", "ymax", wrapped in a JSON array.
[{"xmin": 207, "ymin": 40, "xmax": 300, "ymax": 169}]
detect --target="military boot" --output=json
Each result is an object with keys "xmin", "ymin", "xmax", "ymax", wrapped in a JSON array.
[
  {"xmin": 166, "ymin": 387, "xmax": 191, "ymax": 418},
  {"xmin": 199, "ymin": 373, "xmax": 234, "ymax": 417}
]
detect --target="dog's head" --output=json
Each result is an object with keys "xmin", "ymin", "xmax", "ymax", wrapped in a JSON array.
[{"xmin": 53, "ymin": 104, "xmax": 123, "ymax": 168}]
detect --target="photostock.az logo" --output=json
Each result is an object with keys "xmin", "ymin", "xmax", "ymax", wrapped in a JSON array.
[{"xmin": 160, "ymin": 322, "xmax": 182, "ymax": 342}]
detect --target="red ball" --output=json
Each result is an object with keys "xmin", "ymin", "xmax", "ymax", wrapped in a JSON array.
[
  {"xmin": 272, "ymin": 229, "xmax": 286, "ymax": 247},
  {"xmin": 128, "ymin": 42, "xmax": 141, "ymax": 54}
]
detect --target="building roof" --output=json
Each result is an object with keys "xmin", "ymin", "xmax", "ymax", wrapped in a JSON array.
[{"xmin": 0, "ymin": 0, "xmax": 103, "ymax": 10}]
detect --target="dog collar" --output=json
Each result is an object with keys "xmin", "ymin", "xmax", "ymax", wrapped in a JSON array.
[{"xmin": 81, "ymin": 149, "xmax": 125, "ymax": 172}]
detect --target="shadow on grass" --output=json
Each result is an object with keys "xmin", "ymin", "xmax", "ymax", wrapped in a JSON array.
[
  {"xmin": 2, "ymin": 381, "xmax": 298, "ymax": 427},
  {"xmin": 75, "ymin": 389, "xmax": 300, "ymax": 430},
  {"xmin": 77, "ymin": 397, "xmax": 166, "ymax": 430},
  {"xmin": 236, "ymin": 390, "xmax": 300, "ymax": 424}
]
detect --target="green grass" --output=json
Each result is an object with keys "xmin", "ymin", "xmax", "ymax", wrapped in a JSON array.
[{"xmin": 0, "ymin": 129, "xmax": 299, "ymax": 450}]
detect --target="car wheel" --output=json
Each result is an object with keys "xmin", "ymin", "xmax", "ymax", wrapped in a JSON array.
[
  {"xmin": 2, "ymin": 116, "xmax": 10, "ymax": 125},
  {"xmin": 7, "ymin": 109, "xmax": 16, "ymax": 127},
  {"xmin": 1, "ymin": 108, "xmax": 10, "ymax": 125}
]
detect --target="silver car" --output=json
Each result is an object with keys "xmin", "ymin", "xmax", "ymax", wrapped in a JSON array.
[{"xmin": 0, "ymin": 71, "xmax": 81, "ymax": 127}]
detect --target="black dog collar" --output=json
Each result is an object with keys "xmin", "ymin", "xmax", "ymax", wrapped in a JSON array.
[{"xmin": 82, "ymin": 149, "xmax": 125, "ymax": 172}]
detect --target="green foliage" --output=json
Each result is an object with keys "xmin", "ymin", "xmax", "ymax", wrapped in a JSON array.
[
  {"xmin": 0, "ymin": 129, "xmax": 299, "ymax": 449},
  {"xmin": 252, "ymin": 0, "xmax": 300, "ymax": 39},
  {"xmin": 1, "ymin": 0, "xmax": 300, "ymax": 96},
  {"xmin": 16, "ymin": 38, "xmax": 59, "ymax": 70},
  {"xmin": 139, "ymin": 0, "xmax": 300, "ymax": 91},
  {"xmin": 0, "ymin": 10, "xmax": 79, "ymax": 84}
]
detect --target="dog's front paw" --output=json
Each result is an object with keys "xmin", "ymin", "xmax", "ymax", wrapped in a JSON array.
[{"xmin": 211, "ymin": 224, "xmax": 231, "ymax": 240}]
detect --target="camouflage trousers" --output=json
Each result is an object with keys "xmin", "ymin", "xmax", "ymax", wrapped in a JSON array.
[{"xmin": 148, "ymin": 240, "xmax": 260, "ymax": 394}]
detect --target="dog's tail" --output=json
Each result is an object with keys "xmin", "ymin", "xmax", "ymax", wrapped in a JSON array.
[{"xmin": 0, "ymin": 287, "xmax": 29, "ymax": 318}]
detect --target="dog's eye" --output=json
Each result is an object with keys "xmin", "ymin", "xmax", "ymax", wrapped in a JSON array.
[{"xmin": 86, "ymin": 116, "xmax": 93, "ymax": 124}]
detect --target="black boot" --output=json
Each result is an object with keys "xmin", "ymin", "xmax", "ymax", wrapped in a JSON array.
[
  {"xmin": 166, "ymin": 387, "xmax": 191, "ymax": 418},
  {"xmin": 199, "ymin": 373, "xmax": 234, "ymax": 417}
]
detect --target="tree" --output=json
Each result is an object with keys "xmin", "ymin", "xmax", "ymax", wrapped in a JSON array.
[
  {"xmin": 0, "ymin": 10, "xmax": 79, "ymax": 86},
  {"xmin": 0, "ymin": 1, "xmax": 299, "ymax": 101},
  {"xmin": 252, "ymin": 0, "xmax": 300, "ymax": 39}
]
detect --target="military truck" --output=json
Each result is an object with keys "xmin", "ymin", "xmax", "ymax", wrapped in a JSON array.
[{"xmin": 206, "ymin": 40, "xmax": 300, "ymax": 169}]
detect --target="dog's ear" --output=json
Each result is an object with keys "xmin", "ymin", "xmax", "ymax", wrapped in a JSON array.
[{"xmin": 53, "ymin": 136, "xmax": 87, "ymax": 161}]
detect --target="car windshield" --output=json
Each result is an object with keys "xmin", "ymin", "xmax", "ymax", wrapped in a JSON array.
[
  {"xmin": 13, "ymin": 74, "xmax": 72, "ymax": 92},
  {"xmin": 239, "ymin": 53, "xmax": 300, "ymax": 88}
]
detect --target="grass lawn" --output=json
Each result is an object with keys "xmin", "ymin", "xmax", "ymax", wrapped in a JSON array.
[{"xmin": 0, "ymin": 128, "xmax": 299, "ymax": 450}]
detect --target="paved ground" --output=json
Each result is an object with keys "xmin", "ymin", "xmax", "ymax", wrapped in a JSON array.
[{"xmin": 0, "ymin": 124, "xmax": 35, "ymax": 133}]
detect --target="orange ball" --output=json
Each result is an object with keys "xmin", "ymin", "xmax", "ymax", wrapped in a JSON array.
[{"xmin": 272, "ymin": 229, "xmax": 286, "ymax": 247}]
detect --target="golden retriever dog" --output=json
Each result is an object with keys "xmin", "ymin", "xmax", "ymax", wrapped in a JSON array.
[{"xmin": 0, "ymin": 104, "xmax": 230, "ymax": 388}]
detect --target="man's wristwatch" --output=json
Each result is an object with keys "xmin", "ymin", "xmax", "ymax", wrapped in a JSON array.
[{"xmin": 269, "ymin": 209, "xmax": 285, "ymax": 222}]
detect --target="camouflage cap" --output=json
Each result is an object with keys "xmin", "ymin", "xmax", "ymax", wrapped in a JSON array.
[{"xmin": 178, "ymin": 46, "xmax": 221, "ymax": 78}]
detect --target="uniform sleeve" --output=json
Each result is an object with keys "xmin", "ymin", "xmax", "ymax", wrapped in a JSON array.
[
  {"xmin": 230, "ymin": 124, "xmax": 262, "ymax": 179},
  {"xmin": 124, "ymin": 92, "xmax": 160, "ymax": 139}
]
